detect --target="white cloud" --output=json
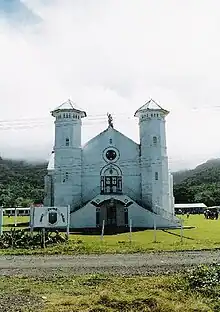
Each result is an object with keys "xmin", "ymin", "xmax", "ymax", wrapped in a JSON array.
[{"xmin": 0, "ymin": 0, "xmax": 220, "ymax": 170}]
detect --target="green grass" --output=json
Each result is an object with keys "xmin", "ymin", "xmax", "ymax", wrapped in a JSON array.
[
  {"xmin": 3, "ymin": 215, "xmax": 30, "ymax": 225},
  {"xmin": 1, "ymin": 214, "xmax": 220, "ymax": 255},
  {"xmin": 3, "ymin": 215, "xmax": 30, "ymax": 231},
  {"xmin": 0, "ymin": 272, "xmax": 218, "ymax": 311}
]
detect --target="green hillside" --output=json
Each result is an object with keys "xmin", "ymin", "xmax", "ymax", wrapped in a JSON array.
[
  {"xmin": 0, "ymin": 157, "xmax": 220, "ymax": 207},
  {"xmin": 173, "ymin": 158, "xmax": 220, "ymax": 206},
  {"xmin": 0, "ymin": 157, "xmax": 47, "ymax": 207}
]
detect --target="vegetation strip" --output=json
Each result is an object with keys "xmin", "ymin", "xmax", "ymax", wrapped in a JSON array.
[
  {"xmin": 1, "ymin": 215, "xmax": 220, "ymax": 255},
  {"xmin": 1, "ymin": 265, "xmax": 220, "ymax": 311}
]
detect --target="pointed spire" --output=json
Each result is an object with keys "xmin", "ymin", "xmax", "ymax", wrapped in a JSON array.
[
  {"xmin": 134, "ymin": 99, "xmax": 169, "ymax": 117},
  {"xmin": 51, "ymin": 99, "xmax": 86, "ymax": 117}
]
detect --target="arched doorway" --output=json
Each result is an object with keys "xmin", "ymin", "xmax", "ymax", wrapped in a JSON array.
[
  {"xmin": 96, "ymin": 198, "xmax": 127, "ymax": 228},
  {"xmin": 100, "ymin": 165, "xmax": 122, "ymax": 194}
]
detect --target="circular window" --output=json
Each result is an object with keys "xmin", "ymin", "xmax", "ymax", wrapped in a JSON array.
[
  {"xmin": 106, "ymin": 150, "xmax": 117, "ymax": 161},
  {"xmin": 103, "ymin": 147, "xmax": 120, "ymax": 162}
]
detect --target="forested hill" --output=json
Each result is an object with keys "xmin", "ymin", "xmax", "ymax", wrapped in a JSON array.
[
  {"xmin": 0, "ymin": 157, "xmax": 220, "ymax": 207},
  {"xmin": 173, "ymin": 159, "xmax": 220, "ymax": 184},
  {"xmin": 0, "ymin": 157, "xmax": 47, "ymax": 207},
  {"xmin": 173, "ymin": 159, "xmax": 220, "ymax": 206}
]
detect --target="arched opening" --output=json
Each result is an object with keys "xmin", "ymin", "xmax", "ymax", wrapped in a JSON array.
[
  {"xmin": 96, "ymin": 198, "xmax": 128, "ymax": 228},
  {"xmin": 100, "ymin": 165, "xmax": 122, "ymax": 194}
]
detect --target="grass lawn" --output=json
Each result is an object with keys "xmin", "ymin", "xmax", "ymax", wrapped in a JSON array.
[
  {"xmin": 1, "ymin": 214, "xmax": 220, "ymax": 255},
  {"xmin": 0, "ymin": 272, "xmax": 218, "ymax": 312},
  {"xmin": 3, "ymin": 215, "xmax": 30, "ymax": 231}
]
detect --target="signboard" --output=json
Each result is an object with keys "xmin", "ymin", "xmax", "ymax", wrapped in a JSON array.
[{"xmin": 30, "ymin": 206, "xmax": 70, "ymax": 229}]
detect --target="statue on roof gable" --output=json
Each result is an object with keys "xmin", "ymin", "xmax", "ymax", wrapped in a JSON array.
[{"xmin": 107, "ymin": 113, "xmax": 113, "ymax": 128}]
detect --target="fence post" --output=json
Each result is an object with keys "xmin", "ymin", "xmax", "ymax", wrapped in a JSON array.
[
  {"xmin": 153, "ymin": 218, "xmax": 157, "ymax": 243},
  {"xmin": 66, "ymin": 205, "xmax": 70, "ymax": 240},
  {"xmin": 129, "ymin": 218, "xmax": 132, "ymax": 243},
  {"xmin": 14, "ymin": 207, "xmax": 17, "ymax": 227},
  {"xmin": 101, "ymin": 219, "xmax": 105, "ymax": 241},
  {"xmin": 0, "ymin": 207, "xmax": 3, "ymax": 236},
  {"xmin": 180, "ymin": 218, "xmax": 183, "ymax": 243},
  {"xmin": 42, "ymin": 228, "xmax": 46, "ymax": 248}
]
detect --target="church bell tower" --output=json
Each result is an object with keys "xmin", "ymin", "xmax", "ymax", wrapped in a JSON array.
[
  {"xmin": 51, "ymin": 99, "xmax": 86, "ymax": 209},
  {"xmin": 135, "ymin": 99, "xmax": 171, "ymax": 214}
]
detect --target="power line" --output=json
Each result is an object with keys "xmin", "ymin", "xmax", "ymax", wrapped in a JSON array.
[{"xmin": 2, "ymin": 103, "xmax": 220, "ymax": 123}]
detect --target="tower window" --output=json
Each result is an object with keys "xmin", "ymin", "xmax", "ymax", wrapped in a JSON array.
[
  {"xmin": 109, "ymin": 138, "xmax": 112, "ymax": 144},
  {"xmin": 155, "ymin": 172, "xmax": 159, "ymax": 180},
  {"xmin": 63, "ymin": 172, "xmax": 69, "ymax": 183},
  {"xmin": 153, "ymin": 136, "xmax": 157, "ymax": 144},
  {"xmin": 65, "ymin": 138, "xmax": 70, "ymax": 146}
]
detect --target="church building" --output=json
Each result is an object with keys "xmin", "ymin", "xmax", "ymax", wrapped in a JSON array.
[{"xmin": 44, "ymin": 99, "xmax": 180, "ymax": 229}]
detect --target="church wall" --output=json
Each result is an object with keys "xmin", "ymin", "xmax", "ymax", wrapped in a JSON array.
[
  {"xmin": 99, "ymin": 205, "xmax": 107, "ymax": 226},
  {"xmin": 81, "ymin": 127, "xmax": 141, "ymax": 203},
  {"xmin": 116, "ymin": 203, "xmax": 125, "ymax": 226},
  {"xmin": 168, "ymin": 173, "xmax": 175, "ymax": 214},
  {"xmin": 54, "ymin": 148, "xmax": 82, "ymax": 208},
  {"xmin": 44, "ymin": 173, "xmax": 54, "ymax": 206},
  {"xmin": 70, "ymin": 202, "xmax": 96, "ymax": 228},
  {"xmin": 139, "ymin": 113, "xmax": 170, "ymax": 213},
  {"xmin": 53, "ymin": 114, "xmax": 84, "ymax": 210},
  {"xmin": 128, "ymin": 202, "xmax": 180, "ymax": 228}
]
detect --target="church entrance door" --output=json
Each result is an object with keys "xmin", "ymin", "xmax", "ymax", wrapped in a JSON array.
[{"xmin": 107, "ymin": 204, "xmax": 117, "ymax": 226}]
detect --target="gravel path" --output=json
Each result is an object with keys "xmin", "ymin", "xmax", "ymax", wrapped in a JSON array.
[{"xmin": 1, "ymin": 250, "xmax": 220, "ymax": 276}]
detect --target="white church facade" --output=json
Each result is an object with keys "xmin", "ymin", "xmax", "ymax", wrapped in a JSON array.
[{"xmin": 44, "ymin": 99, "xmax": 180, "ymax": 229}]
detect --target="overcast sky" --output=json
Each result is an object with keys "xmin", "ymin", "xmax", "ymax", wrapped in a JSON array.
[{"xmin": 0, "ymin": 0, "xmax": 220, "ymax": 171}]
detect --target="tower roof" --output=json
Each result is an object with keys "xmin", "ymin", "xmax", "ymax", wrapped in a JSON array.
[
  {"xmin": 134, "ymin": 99, "xmax": 169, "ymax": 117},
  {"xmin": 51, "ymin": 99, "xmax": 87, "ymax": 117}
]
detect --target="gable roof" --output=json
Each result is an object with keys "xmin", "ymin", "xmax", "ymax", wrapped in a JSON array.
[
  {"xmin": 51, "ymin": 99, "xmax": 87, "ymax": 117},
  {"xmin": 134, "ymin": 99, "xmax": 169, "ymax": 117},
  {"xmin": 83, "ymin": 126, "xmax": 139, "ymax": 149}
]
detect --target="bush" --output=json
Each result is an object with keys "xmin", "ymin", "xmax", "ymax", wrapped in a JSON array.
[
  {"xmin": 184, "ymin": 264, "xmax": 220, "ymax": 296},
  {"xmin": 0, "ymin": 229, "xmax": 67, "ymax": 249}
]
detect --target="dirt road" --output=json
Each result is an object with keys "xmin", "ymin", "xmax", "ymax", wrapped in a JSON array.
[{"xmin": 0, "ymin": 250, "xmax": 220, "ymax": 276}]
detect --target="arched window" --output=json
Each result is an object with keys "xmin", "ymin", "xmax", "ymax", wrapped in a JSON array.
[
  {"xmin": 100, "ymin": 165, "xmax": 122, "ymax": 194},
  {"xmin": 62, "ymin": 172, "xmax": 69, "ymax": 183},
  {"xmin": 153, "ymin": 136, "xmax": 157, "ymax": 144},
  {"xmin": 65, "ymin": 138, "xmax": 70, "ymax": 146}
]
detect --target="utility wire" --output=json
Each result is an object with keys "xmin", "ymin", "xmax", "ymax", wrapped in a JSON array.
[{"xmin": 1, "ymin": 103, "xmax": 220, "ymax": 128}]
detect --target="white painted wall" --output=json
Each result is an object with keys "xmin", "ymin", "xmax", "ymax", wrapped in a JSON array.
[
  {"xmin": 128, "ymin": 202, "xmax": 180, "ymax": 228},
  {"xmin": 53, "ymin": 109, "xmax": 84, "ymax": 209},
  {"xmin": 137, "ymin": 109, "xmax": 170, "ymax": 214},
  {"xmin": 82, "ymin": 126, "xmax": 141, "ymax": 203},
  {"xmin": 70, "ymin": 202, "xmax": 96, "ymax": 228}
]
